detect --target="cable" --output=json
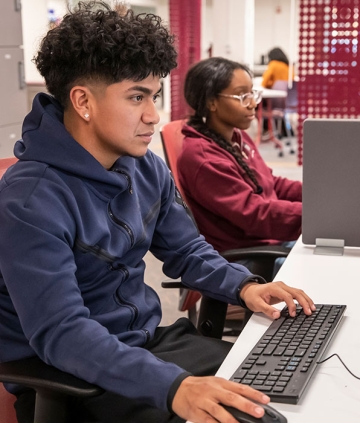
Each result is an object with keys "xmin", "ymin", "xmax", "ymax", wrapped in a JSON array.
[{"xmin": 316, "ymin": 353, "xmax": 360, "ymax": 380}]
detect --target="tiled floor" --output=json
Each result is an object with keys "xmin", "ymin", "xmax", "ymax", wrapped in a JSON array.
[{"xmin": 145, "ymin": 111, "xmax": 302, "ymax": 328}]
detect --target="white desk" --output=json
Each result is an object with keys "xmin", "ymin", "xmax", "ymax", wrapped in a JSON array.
[
  {"xmin": 216, "ymin": 237, "xmax": 360, "ymax": 422},
  {"xmin": 256, "ymin": 87, "xmax": 287, "ymax": 99}
]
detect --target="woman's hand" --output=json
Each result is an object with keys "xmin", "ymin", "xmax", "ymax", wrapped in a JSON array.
[{"xmin": 240, "ymin": 281, "xmax": 316, "ymax": 319}]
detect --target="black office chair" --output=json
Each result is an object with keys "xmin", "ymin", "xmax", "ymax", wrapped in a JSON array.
[
  {"xmin": 160, "ymin": 120, "xmax": 290, "ymax": 336},
  {"xmin": 0, "ymin": 357, "xmax": 103, "ymax": 423}
]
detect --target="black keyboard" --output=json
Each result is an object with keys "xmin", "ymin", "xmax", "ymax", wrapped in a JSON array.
[{"xmin": 230, "ymin": 304, "xmax": 346, "ymax": 404}]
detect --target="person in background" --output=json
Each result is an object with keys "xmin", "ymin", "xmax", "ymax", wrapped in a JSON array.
[
  {"xmin": 261, "ymin": 47, "xmax": 290, "ymax": 89},
  {"xmin": 178, "ymin": 57, "xmax": 302, "ymax": 264},
  {"xmin": 0, "ymin": 3, "xmax": 315, "ymax": 423}
]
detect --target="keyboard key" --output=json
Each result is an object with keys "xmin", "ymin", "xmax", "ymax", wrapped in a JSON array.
[
  {"xmin": 256, "ymin": 386, "xmax": 273, "ymax": 392},
  {"xmin": 233, "ymin": 369, "xmax": 247, "ymax": 379},
  {"xmin": 282, "ymin": 372, "xmax": 293, "ymax": 378},
  {"xmin": 265, "ymin": 381, "xmax": 276, "ymax": 386},
  {"xmin": 242, "ymin": 363, "xmax": 253, "ymax": 369},
  {"xmin": 276, "ymin": 382, "xmax": 287, "ymax": 387},
  {"xmin": 263, "ymin": 345, "xmax": 277, "ymax": 355}
]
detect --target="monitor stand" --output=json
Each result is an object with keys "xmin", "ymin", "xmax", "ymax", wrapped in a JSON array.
[{"xmin": 314, "ymin": 238, "xmax": 344, "ymax": 256}]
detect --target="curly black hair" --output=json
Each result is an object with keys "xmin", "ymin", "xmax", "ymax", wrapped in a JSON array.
[{"xmin": 34, "ymin": 1, "xmax": 178, "ymax": 107}]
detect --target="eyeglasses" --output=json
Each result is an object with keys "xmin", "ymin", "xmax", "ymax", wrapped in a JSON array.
[{"xmin": 218, "ymin": 90, "xmax": 263, "ymax": 107}]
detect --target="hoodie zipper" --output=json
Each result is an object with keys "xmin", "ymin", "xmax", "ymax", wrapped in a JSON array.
[
  {"xmin": 108, "ymin": 203, "xmax": 135, "ymax": 247},
  {"xmin": 114, "ymin": 268, "xmax": 139, "ymax": 330},
  {"xmin": 112, "ymin": 169, "xmax": 133, "ymax": 194}
]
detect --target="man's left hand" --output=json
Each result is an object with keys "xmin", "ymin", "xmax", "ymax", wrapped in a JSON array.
[{"xmin": 240, "ymin": 281, "xmax": 316, "ymax": 319}]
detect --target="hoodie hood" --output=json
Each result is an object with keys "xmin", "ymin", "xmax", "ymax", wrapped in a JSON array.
[
  {"xmin": 181, "ymin": 123, "xmax": 214, "ymax": 144},
  {"xmin": 15, "ymin": 93, "xmax": 135, "ymax": 188}
]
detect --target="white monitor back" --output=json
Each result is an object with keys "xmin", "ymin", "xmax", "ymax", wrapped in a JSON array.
[{"xmin": 302, "ymin": 118, "xmax": 360, "ymax": 247}]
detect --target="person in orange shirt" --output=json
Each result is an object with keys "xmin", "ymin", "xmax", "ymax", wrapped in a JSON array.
[
  {"xmin": 261, "ymin": 47, "xmax": 290, "ymax": 88},
  {"xmin": 261, "ymin": 47, "xmax": 292, "ymax": 135}
]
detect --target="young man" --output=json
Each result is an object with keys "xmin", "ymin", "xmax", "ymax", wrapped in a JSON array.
[{"xmin": 0, "ymin": 2, "xmax": 315, "ymax": 422}]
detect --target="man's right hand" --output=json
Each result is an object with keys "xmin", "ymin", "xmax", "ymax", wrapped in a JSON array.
[{"xmin": 171, "ymin": 375, "xmax": 270, "ymax": 423}]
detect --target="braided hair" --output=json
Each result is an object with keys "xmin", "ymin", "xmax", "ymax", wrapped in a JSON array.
[{"xmin": 184, "ymin": 57, "xmax": 263, "ymax": 194}]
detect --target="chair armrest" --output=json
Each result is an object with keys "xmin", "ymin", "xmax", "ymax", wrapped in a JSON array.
[
  {"xmin": 161, "ymin": 280, "xmax": 201, "ymax": 317},
  {"xmin": 220, "ymin": 245, "xmax": 290, "ymax": 261},
  {"xmin": 161, "ymin": 280, "xmax": 185, "ymax": 289},
  {"xmin": 160, "ymin": 245, "xmax": 291, "ymax": 338},
  {"xmin": 0, "ymin": 357, "xmax": 103, "ymax": 398},
  {"xmin": 221, "ymin": 245, "xmax": 290, "ymax": 282},
  {"xmin": 161, "ymin": 245, "xmax": 290, "ymax": 289}
]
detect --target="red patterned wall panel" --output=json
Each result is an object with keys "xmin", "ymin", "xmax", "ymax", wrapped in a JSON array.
[
  {"xmin": 169, "ymin": 0, "xmax": 201, "ymax": 121},
  {"xmin": 298, "ymin": 0, "xmax": 360, "ymax": 164}
]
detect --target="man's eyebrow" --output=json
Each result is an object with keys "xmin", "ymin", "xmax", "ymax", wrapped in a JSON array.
[{"xmin": 127, "ymin": 86, "xmax": 162, "ymax": 95}]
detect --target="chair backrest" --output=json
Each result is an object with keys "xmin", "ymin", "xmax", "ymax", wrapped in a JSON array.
[
  {"xmin": 271, "ymin": 80, "xmax": 288, "ymax": 91},
  {"xmin": 160, "ymin": 120, "xmax": 187, "ymax": 199},
  {"xmin": 270, "ymin": 80, "xmax": 288, "ymax": 110},
  {"xmin": 0, "ymin": 383, "xmax": 17, "ymax": 423},
  {"xmin": 160, "ymin": 120, "xmax": 202, "ymax": 311},
  {"xmin": 0, "ymin": 157, "xmax": 19, "ymax": 422},
  {"xmin": 0, "ymin": 157, "xmax": 18, "ymax": 178},
  {"xmin": 285, "ymin": 81, "xmax": 298, "ymax": 111}
]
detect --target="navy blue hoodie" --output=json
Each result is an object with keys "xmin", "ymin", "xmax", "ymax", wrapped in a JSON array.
[{"xmin": 0, "ymin": 93, "xmax": 259, "ymax": 411}]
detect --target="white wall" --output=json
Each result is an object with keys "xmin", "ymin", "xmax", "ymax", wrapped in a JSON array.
[
  {"xmin": 201, "ymin": 0, "xmax": 299, "ymax": 68},
  {"xmin": 207, "ymin": 0, "xmax": 254, "ymax": 68},
  {"xmin": 21, "ymin": 0, "xmax": 49, "ymax": 83},
  {"xmin": 21, "ymin": 0, "xmax": 169, "ymax": 84},
  {"xmin": 254, "ymin": 0, "xmax": 299, "ymax": 65},
  {"xmin": 20, "ymin": 0, "xmax": 299, "ymax": 86}
]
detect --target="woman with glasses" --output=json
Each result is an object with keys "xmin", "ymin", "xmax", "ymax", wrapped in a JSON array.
[{"xmin": 177, "ymin": 57, "xmax": 302, "ymax": 266}]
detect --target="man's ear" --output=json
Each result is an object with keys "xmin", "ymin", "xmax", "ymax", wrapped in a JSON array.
[{"xmin": 69, "ymin": 86, "xmax": 91, "ymax": 121}]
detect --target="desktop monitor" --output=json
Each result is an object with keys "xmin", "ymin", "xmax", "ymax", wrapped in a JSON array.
[{"xmin": 302, "ymin": 118, "xmax": 360, "ymax": 250}]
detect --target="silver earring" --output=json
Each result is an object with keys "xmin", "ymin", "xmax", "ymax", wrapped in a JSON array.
[{"xmin": 84, "ymin": 113, "xmax": 89, "ymax": 119}]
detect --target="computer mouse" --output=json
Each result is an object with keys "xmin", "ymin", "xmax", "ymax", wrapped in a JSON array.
[{"xmin": 221, "ymin": 403, "xmax": 287, "ymax": 423}]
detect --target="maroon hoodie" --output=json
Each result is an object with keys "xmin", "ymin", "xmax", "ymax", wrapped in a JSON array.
[{"xmin": 178, "ymin": 124, "xmax": 302, "ymax": 251}]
